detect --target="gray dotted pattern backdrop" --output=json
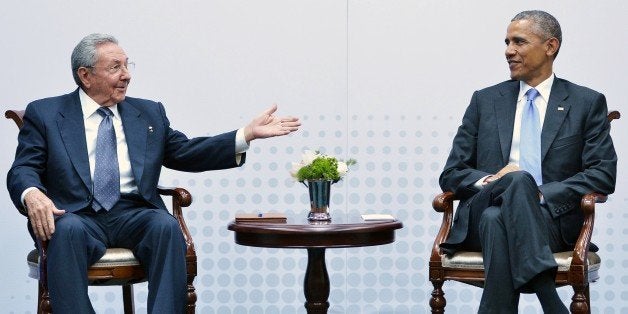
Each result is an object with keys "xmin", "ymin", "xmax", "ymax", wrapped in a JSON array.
[
  {"xmin": 60, "ymin": 114, "xmax": 628, "ymax": 313},
  {"xmin": 1, "ymin": 1, "xmax": 627, "ymax": 313}
]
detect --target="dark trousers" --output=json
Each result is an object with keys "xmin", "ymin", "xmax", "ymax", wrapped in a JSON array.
[
  {"xmin": 45, "ymin": 195, "xmax": 187, "ymax": 314},
  {"xmin": 462, "ymin": 171, "xmax": 565, "ymax": 313}
]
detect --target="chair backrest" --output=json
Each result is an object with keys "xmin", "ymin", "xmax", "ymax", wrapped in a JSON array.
[
  {"xmin": 5, "ymin": 110, "xmax": 25, "ymax": 129},
  {"xmin": 608, "ymin": 110, "xmax": 620, "ymax": 122}
]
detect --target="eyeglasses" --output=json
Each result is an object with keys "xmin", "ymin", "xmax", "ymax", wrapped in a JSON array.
[{"xmin": 86, "ymin": 62, "xmax": 135, "ymax": 75}]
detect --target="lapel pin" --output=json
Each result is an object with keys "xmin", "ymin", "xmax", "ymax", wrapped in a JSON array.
[
  {"xmin": 558, "ymin": 106, "xmax": 564, "ymax": 111},
  {"xmin": 148, "ymin": 126, "xmax": 154, "ymax": 133}
]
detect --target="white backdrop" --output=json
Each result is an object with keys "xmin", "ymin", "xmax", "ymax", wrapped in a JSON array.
[{"xmin": 1, "ymin": 1, "xmax": 626, "ymax": 313}]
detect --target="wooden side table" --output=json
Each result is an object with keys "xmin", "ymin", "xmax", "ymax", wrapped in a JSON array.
[{"xmin": 228, "ymin": 217, "xmax": 403, "ymax": 313}]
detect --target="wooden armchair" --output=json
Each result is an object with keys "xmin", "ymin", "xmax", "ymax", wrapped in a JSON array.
[
  {"xmin": 6, "ymin": 110, "xmax": 198, "ymax": 314},
  {"xmin": 428, "ymin": 110, "xmax": 620, "ymax": 314}
]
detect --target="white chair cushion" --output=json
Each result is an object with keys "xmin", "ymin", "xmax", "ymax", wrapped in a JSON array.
[
  {"xmin": 27, "ymin": 248, "xmax": 140, "ymax": 280},
  {"xmin": 442, "ymin": 250, "xmax": 600, "ymax": 277}
]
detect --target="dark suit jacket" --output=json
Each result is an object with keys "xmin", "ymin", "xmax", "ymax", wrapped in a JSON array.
[
  {"xmin": 7, "ymin": 89, "xmax": 244, "ymax": 216},
  {"xmin": 440, "ymin": 77, "xmax": 617, "ymax": 249}
]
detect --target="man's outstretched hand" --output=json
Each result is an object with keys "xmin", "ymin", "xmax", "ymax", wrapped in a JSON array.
[{"xmin": 244, "ymin": 104, "xmax": 301, "ymax": 143}]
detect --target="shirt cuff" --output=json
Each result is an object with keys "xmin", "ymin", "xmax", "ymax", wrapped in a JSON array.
[
  {"xmin": 235, "ymin": 128, "xmax": 250, "ymax": 154},
  {"xmin": 474, "ymin": 175, "xmax": 491, "ymax": 189},
  {"xmin": 235, "ymin": 128, "xmax": 250, "ymax": 165},
  {"xmin": 21, "ymin": 186, "xmax": 39, "ymax": 208}
]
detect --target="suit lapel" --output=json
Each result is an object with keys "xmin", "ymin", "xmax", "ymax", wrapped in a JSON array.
[
  {"xmin": 57, "ymin": 90, "xmax": 92, "ymax": 190},
  {"xmin": 541, "ymin": 77, "xmax": 570, "ymax": 160},
  {"xmin": 494, "ymin": 81, "xmax": 519, "ymax": 164},
  {"xmin": 118, "ymin": 101, "xmax": 148, "ymax": 189}
]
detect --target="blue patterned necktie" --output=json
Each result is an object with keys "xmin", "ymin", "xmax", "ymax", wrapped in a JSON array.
[
  {"xmin": 93, "ymin": 107, "xmax": 120, "ymax": 211},
  {"xmin": 519, "ymin": 88, "xmax": 542, "ymax": 185}
]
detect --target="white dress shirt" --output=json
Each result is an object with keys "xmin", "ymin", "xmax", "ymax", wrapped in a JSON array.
[
  {"xmin": 474, "ymin": 74, "xmax": 555, "ymax": 189},
  {"xmin": 80, "ymin": 89, "xmax": 137, "ymax": 193},
  {"xmin": 508, "ymin": 74, "xmax": 554, "ymax": 166}
]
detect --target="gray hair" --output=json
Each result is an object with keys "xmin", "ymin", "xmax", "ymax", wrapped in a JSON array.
[
  {"xmin": 71, "ymin": 33, "xmax": 118, "ymax": 86},
  {"xmin": 512, "ymin": 10, "xmax": 562, "ymax": 58}
]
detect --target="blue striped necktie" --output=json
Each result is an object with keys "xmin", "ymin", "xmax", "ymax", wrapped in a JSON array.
[
  {"xmin": 519, "ymin": 88, "xmax": 542, "ymax": 185},
  {"xmin": 93, "ymin": 107, "xmax": 120, "ymax": 211}
]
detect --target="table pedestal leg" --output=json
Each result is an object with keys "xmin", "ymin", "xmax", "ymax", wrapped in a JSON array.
[{"xmin": 303, "ymin": 248, "xmax": 330, "ymax": 314}]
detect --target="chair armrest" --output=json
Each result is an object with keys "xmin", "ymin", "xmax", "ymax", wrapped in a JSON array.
[
  {"xmin": 430, "ymin": 191, "xmax": 456, "ymax": 261},
  {"xmin": 157, "ymin": 186, "xmax": 193, "ymax": 210},
  {"xmin": 570, "ymin": 193, "xmax": 606, "ymax": 271},
  {"xmin": 157, "ymin": 186, "xmax": 195, "ymax": 253}
]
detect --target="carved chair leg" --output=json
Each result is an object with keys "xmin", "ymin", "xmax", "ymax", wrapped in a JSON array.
[
  {"xmin": 186, "ymin": 256, "xmax": 197, "ymax": 313},
  {"xmin": 429, "ymin": 279, "xmax": 446, "ymax": 314},
  {"xmin": 122, "ymin": 284, "xmax": 134, "ymax": 314},
  {"xmin": 37, "ymin": 281, "xmax": 42, "ymax": 314},
  {"xmin": 39, "ymin": 280, "xmax": 52, "ymax": 314},
  {"xmin": 37, "ymin": 281, "xmax": 43, "ymax": 314},
  {"xmin": 570, "ymin": 284, "xmax": 590, "ymax": 314},
  {"xmin": 186, "ymin": 283, "xmax": 197, "ymax": 314},
  {"xmin": 38, "ymin": 241, "xmax": 52, "ymax": 314},
  {"xmin": 585, "ymin": 286, "xmax": 591, "ymax": 312}
]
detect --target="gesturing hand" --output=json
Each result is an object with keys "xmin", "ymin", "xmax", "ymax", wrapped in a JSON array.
[
  {"xmin": 244, "ymin": 104, "xmax": 301, "ymax": 142},
  {"xmin": 24, "ymin": 189, "xmax": 66, "ymax": 240}
]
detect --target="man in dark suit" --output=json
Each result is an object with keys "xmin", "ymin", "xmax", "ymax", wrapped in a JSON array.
[
  {"xmin": 7, "ymin": 33, "xmax": 300, "ymax": 313},
  {"xmin": 439, "ymin": 10, "xmax": 616, "ymax": 313}
]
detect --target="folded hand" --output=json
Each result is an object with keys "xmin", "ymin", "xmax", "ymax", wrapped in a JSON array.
[{"xmin": 483, "ymin": 164, "xmax": 521, "ymax": 185}]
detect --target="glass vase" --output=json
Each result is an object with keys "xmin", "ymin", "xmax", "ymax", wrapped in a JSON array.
[{"xmin": 304, "ymin": 179, "xmax": 332, "ymax": 221}]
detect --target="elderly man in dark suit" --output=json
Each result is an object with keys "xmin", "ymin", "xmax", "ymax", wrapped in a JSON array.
[
  {"xmin": 439, "ymin": 10, "xmax": 616, "ymax": 313},
  {"xmin": 7, "ymin": 33, "xmax": 300, "ymax": 313}
]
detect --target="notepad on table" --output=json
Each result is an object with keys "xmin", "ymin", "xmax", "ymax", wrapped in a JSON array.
[
  {"xmin": 361, "ymin": 214, "xmax": 396, "ymax": 221},
  {"xmin": 235, "ymin": 212, "xmax": 287, "ymax": 223}
]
